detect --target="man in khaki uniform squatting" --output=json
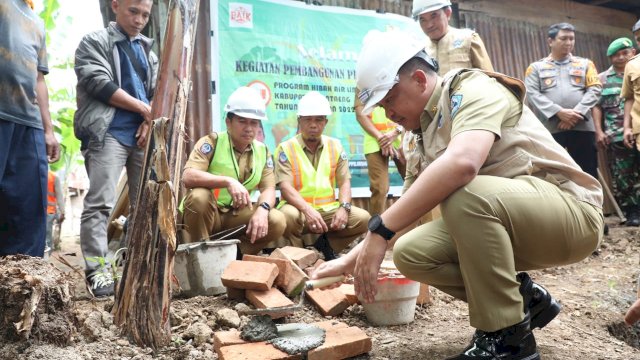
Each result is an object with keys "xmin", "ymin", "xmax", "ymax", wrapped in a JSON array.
[
  {"xmin": 313, "ymin": 30, "xmax": 603, "ymax": 359},
  {"xmin": 180, "ymin": 86, "xmax": 286, "ymax": 256},
  {"xmin": 276, "ymin": 91, "xmax": 370, "ymax": 260}
]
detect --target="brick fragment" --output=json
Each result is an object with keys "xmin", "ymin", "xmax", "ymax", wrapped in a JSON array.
[
  {"xmin": 277, "ymin": 246, "xmax": 318, "ymax": 269},
  {"xmin": 213, "ymin": 329, "xmax": 245, "ymax": 356},
  {"xmin": 219, "ymin": 342, "xmax": 303, "ymax": 360},
  {"xmin": 306, "ymin": 287, "xmax": 350, "ymax": 316},
  {"xmin": 242, "ymin": 254, "xmax": 291, "ymax": 287},
  {"xmin": 270, "ymin": 248, "xmax": 308, "ymax": 296},
  {"xmin": 307, "ymin": 326, "xmax": 372, "ymax": 360},
  {"xmin": 246, "ymin": 288, "xmax": 295, "ymax": 319},
  {"xmin": 221, "ymin": 260, "xmax": 278, "ymax": 291}
]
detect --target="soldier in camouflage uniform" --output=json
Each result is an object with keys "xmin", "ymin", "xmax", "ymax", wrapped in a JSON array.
[{"xmin": 593, "ymin": 38, "xmax": 640, "ymax": 226}]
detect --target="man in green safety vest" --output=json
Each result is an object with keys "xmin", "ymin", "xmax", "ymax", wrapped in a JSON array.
[
  {"xmin": 180, "ymin": 86, "xmax": 286, "ymax": 256},
  {"xmin": 275, "ymin": 91, "xmax": 370, "ymax": 260}
]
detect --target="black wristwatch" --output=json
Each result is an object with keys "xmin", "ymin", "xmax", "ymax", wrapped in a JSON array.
[
  {"xmin": 340, "ymin": 201, "xmax": 352, "ymax": 213},
  {"xmin": 368, "ymin": 214, "xmax": 395, "ymax": 241},
  {"xmin": 259, "ymin": 202, "xmax": 271, "ymax": 212}
]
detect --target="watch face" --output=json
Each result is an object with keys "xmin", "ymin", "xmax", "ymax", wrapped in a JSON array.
[{"xmin": 368, "ymin": 215, "xmax": 382, "ymax": 231}]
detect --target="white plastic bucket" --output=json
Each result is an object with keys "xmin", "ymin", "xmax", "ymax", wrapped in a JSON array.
[
  {"xmin": 359, "ymin": 274, "xmax": 420, "ymax": 326},
  {"xmin": 174, "ymin": 239, "xmax": 239, "ymax": 296}
]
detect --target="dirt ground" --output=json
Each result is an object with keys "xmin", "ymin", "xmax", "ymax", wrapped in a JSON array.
[{"xmin": 1, "ymin": 215, "xmax": 640, "ymax": 360}]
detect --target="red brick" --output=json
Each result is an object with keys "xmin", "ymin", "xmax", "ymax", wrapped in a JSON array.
[
  {"xmin": 277, "ymin": 246, "xmax": 318, "ymax": 269},
  {"xmin": 221, "ymin": 260, "xmax": 278, "ymax": 291},
  {"xmin": 312, "ymin": 320, "xmax": 349, "ymax": 330},
  {"xmin": 270, "ymin": 248, "xmax": 308, "ymax": 296},
  {"xmin": 226, "ymin": 287, "xmax": 246, "ymax": 301},
  {"xmin": 338, "ymin": 283, "xmax": 359, "ymax": 305},
  {"xmin": 246, "ymin": 288, "xmax": 295, "ymax": 319},
  {"xmin": 306, "ymin": 287, "xmax": 350, "ymax": 317},
  {"xmin": 307, "ymin": 326, "xmax": 372, "ymax": 360},
  {"xmin": 219, "ymin": 342, "xmax": 302, "ymax": 360},
  {"xmin": 416, "ymin": 283, "xmax": 431, "ymax": 305},
  {"xmin": 213, "ymin": 330, "xmax": 245, "ymax": 356},
  {"xmin": 242, "ymin": 254, "xmax": 291, "ymax": 287}
]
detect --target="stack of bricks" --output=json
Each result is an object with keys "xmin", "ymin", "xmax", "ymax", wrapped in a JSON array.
[
  {"xmin": 221, "ymin": 246, "xmax": 354, "ymax": 318},
  {"xmin": 213, "ymin": 320, "xmax": 372, "ymax": 360}
]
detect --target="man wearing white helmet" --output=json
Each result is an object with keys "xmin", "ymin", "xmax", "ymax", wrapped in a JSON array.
[
  {"xmin": 180, "ymin": 86, "xmax": 286, "ymax": 256},
  {"xmin": 275, "ymin": 91, "xmax": 370, "ymax": 260},
  {"xmin": 412, "ymin": 0, "xmax": 493, "ymax": 74},
  {"xmin": 313, "ymin": 30, "xmax": 603, "ymax": 359}
]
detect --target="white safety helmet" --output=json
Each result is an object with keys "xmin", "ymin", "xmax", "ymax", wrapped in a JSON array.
[
  {"xmin": 297, "ymin": 91, "xmax": 332, "ymax": 117},
  {"xmin": 411, "ymin": 0, "xmax": 451, "ymax": 20},
  {"xmin": 224, "ymin": 86, "xmax": 267, "ymax": 121},
  {"xmin": 356, "ymin": 30, "xmax": 429, "ymax": 115},
  {"xmin": 633, "ymin": 19, "xmax": 640, "ymax": 33}
]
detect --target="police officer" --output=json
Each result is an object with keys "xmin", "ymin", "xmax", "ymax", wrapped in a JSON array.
[
  {"xmin": 276, "ymin": 91, "xmax": 370, "ymax": 260},
  {"xmin": 354, "ymin": 95, "xmax": 405, "ymax": 216},
  {"xmin": 525, "ymin": 23, "xmax": 602, "ymax": 178},
  {"xmin": 315, "ymin": 30, "xmax": 603, "ymax": 359},
  {"xmin": 593, "ymin": 38, "xmax": 640, "ymax": 226},
  {"xmin": 180, "ymin": 86, "xmax": 286, "ymax": 256}
]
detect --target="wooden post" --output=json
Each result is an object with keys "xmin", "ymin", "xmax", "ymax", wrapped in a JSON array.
[{"xmin": 112, "ymin": 0, "xmax": 200, "ymax": 349}]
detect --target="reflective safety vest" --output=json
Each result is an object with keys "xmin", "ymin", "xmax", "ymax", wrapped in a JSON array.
[
  {"xmin": 209, "ymin": 132, "xmax": 267, "ymax": 207},
  {"xmin": 363, "ymin": 107, "xmax": 400, "ymax": 154},
  {"xmin": 278, "ymin": 135, "xmax": 340, "ymax": 211},
  {"xmin": 47, "ymin": 171, "xmax": 57, "ymax": 215}
]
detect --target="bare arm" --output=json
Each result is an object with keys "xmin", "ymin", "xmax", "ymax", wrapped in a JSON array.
[
  {"xmin": 592, "ymin": 105, "xmax": 608, "ymax": 148},
  {"xmin": 36, "ymin": 72, "xmax": 60, "ymax": 163}
]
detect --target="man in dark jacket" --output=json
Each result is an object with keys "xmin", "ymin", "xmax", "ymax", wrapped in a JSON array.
[{"xmin": 74, "ymin": 0, "xmax": 158, "ymax": 297}]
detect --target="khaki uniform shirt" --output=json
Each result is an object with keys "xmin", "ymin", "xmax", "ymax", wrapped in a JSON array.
[
  {"xmin": 184, "ymin": 132, "xmax": 276, "ymax": 194},
  {"xmin": 426, "ymin": 26, "xmax": 494, "ymax": 74},
  {"xmin": 407, "ymin": 69, "xmax": 602, "ymax": 207},
  {"xmin": 275, "ymin": 134, "xmax": 351, "ymax": 186},
  {"xmin": 621, "ymin": 54, "xmax": 640, "ymax": 134}
]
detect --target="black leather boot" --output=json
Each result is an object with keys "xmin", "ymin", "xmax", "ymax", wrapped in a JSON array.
[
  {"xmin": 446, "ymin": 314, "xmax": 540, "ymax": 360},
  {"xmin": 517, "ymin": 272, "xmax": 561, "ymax": 330},
  {"xmin": 313, "ymin": 233, "xmax": 337, "ymax": 260}
]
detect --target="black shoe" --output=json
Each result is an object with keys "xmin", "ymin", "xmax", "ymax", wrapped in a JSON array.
[
  {"xmin": 262, "ymin": 247, "xmax": 276, "ymax": 255},
  {"xmin": 517, "ymin": 272, "xmax": 561, "ymax": 330},
  {"xmin": 447, "ymin": 314, "xmax": 540, "ymax": 360},
  {"xmin": 603, "ymin": 223, "xmax": 609, "ymax": 236},
  {"xmin": 86, "ymin": 269, "xmax": 115, "ymax": 297},
  {"xmin": 313, "ymin": 234, "xmax": 337, "ymax": 261},
  {"xmin": 626, "ymin": 211, "xmax": 640, "ymax": 227}
]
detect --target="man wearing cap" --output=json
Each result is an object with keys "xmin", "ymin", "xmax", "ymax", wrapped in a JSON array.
[
  {"xmin": 622, "ymin": 20, "xmax": 640, "ymax": 157},
  {"xmin": 593, "ymin": 38, "xmax": 640, "ymax": 226},
  {"xmin": 180, "ymin": 86, "xmax": 286, "ymax": 256},
  {"xmin": 525, "ymin": 23, "xmax": 602, "ymax": 179},
  {"xmin": 275, "ymin": 91, "xmax": 370, "ymax": 260},
  {"xmin": 313, "ymin": 30, "xmax": 603, "ymax": 359}
]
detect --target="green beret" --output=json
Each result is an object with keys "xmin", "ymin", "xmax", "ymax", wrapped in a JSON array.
[{"xmin": 607, "ymin": 37, "xmax": 634, "ymax": 57}]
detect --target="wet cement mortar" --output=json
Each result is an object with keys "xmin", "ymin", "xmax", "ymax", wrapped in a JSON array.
[
  {"xmin": 240, "ymin": 315, "xmax": 278, "ymax": 341},
  {"xmin": 268, "ymin": 323, "xmax": 325, "ymax": 355}
]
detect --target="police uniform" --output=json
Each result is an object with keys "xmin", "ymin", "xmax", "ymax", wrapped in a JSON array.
[
  {"xmin": 393, "ymin": 70, "xmax": 603, "ymax": 331},
  {"xmin": 181, "ymin": 132, "xmax": 286, "ymax": 255},
  {"xmin": 275, "ymin": 134, "xmax": 369, "ymax": 251},
  {"xmin": 621, "ymin": 53, "xmax": 640, "ymax": 148},
  {"xmin": 354, "ymin": 92, "xmax": 405, "ymax": 216},
  {"xmin": 524, "ymin": 55, "xmax": 602, "ymax": 178},
  {"xmin": 598, "ymin": 63, "xmax": 640, "ymax": 213}
]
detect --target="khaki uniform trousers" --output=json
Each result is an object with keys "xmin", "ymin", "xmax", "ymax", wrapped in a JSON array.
[
  {"xmin": 180, "ymin": 188, "xmax": 286, "ymax": 255},
  {"xmin": 366, "ymin": 151, "xmax": 406, "ymax": 216},
  {"xmin": 279, "ymin": 204, "xmax": 370, "ymax": 252},
  {"xmin": 393, "ymin": 175, "xmax": 602, "ymax": 331}
]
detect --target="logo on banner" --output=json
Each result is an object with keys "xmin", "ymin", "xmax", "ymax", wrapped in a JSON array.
[{"xmin": 229, "ymin": 3, "xmax": 253, "ymax": 28}]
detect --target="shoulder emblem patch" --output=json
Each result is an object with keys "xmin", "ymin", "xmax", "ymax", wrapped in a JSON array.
[
  {"xmin": 450, "ymin": 94, "xmax": 463, "ymax": 119},
  {"xmin": 340, "ymin": 151, "xmax": 348, "ymax": 161},
  {"xmin": 266, "ymin": 156, "xmax": 274, "ymax": 169},
  {"xmin": 452, "ymin": 39, "xmax": 464, "ymax": 49},
  {"xmin": 278, "ymin": 151, "xmax": 288, "ymax": 163},
  {"xmin": 200, "ymin": 143, "xmax": 212, "ymax": 155}
]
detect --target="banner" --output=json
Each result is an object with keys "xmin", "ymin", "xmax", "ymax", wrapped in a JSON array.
[{"xmin": 212, "ymin": 0, "xmax": 422, "ymax": 195}]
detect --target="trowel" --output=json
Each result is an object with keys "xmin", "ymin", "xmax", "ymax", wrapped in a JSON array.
[{"xmin": 239, "ymin": 275, "xmax": 345, "ymax": 316}]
